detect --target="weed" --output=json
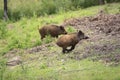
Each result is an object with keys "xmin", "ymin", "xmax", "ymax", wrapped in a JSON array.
[
  {"xmin": 0, "ymin": 58, "xmax": 7, "ymax": 80},
  {"xmin": 40, "ymin": 63, "xmax": 48, "ymax": 69},
  {"xmin": 43, "ymin": 35, "xmax": 54, "ymax": 44},
  {"xmin": 66, "ymin": 26, "xmax": 76, "ymax": 33},
  {"xmin": 0, "ymin": 21, "xmax": 8, "ymax": 39}
]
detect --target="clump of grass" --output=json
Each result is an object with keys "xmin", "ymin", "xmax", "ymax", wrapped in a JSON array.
[
  {"xmin": 103, "ymin": 4, "xmax": 111, "ymax": 14},
  {"xmin": 118, "ymin": 7, "xmax": 120, "ymax": 12},
  {"xmin": 0, "ymin": 58, "xmax": 7, "ymax": 80},
  {"xmin": 66, "ymin": 26, "xmax": 76, "ymax": 33},
  {"xmin": 0, "ymin": 21, "xmax": 8, "ymax": 39},
  {"xmin": 40, "ymin": 63, "xmax": 48, "ymax": 69},
  {"xmin": 43, "ymin": 35, "xmax": 54, "ymax": 44}
]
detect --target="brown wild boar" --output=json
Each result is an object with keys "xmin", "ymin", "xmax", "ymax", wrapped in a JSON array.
[
  {"xmin": 38, "ymin": 25, "xmax": 67, "ymax": 39},
  {"xmin": 56, "ymin": 30, "xmax": 89, "ymax": 53}
]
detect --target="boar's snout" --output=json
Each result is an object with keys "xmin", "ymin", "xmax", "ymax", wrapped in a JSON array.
[
  {"xmin": 59, "ymin": 26, "xmax": 67, "ymax": 34},
  {"xmin": 84, "ymin": 36, "xmax": 89, "ymax": 39},
  {"xmin": 64, "ymin": 31, "xmax": 67, "ymax": 34}
]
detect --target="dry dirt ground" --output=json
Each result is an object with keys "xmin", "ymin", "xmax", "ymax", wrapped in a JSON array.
[{"xmin": 5, "ymin": 12, "xmax": 120, "ymax": 66}]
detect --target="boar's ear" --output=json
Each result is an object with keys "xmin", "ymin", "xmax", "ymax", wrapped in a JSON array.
[
  {"xmin": 78, "ymin": 30, "xmax": 84, "ymax": 35},
  {"xmin": 60, "ymin": 26, "xmax": 64, "ymax": 30}
]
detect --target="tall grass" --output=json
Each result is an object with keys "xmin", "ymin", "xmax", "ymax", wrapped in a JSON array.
[
  {"xmin": 0, "ymin": 0, "xmax": 100, "ymax": 21},
  {"xmin": 0, "ymin": 0, "xmax": 120, "ymax": 21},
  {"xmin": 0, "ymin": 21, "xmax": 8, "ymax": 39},
  {"xmin": 0, "ymin": 58, "xmax": 7, "ymax": 80}
]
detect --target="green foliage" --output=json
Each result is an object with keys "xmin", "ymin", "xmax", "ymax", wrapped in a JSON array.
[
  {"xmin": 0, "ymin": 0, "xmax": 119, "ymax": 21},
  {"xmin": 103, "ymin": 4, "xmax": 110, "ymax": 14},
  {"xmin": 0, "ymin": 0, "xmax": 120, "ymax": 21},
  {"xmin": 0, "ymin": 0, "xmax": 115, "ymax": 21},
  {"xmin": 71, "ymin": 0, "xmax": 99, "ymax": 9},
  {"xmin": 0, "ymin": 21, "xmax": 7, "ymax": 39},
  {"xmin": 106, "ymin": 0, "xmax": 120, "ymax": 3},
  {"xmin": 40, "ymin": 63, "xmax": 48, "ymax": 69},
  {"xmin": 40, "ymin": 0, "xmax": 57, "ymax": 15},
  {"xmin": 43, "ymin": 35, "xmax": 54, "ymax": 44},
  {"xmin": 2, "ymin": 59, "xmax": 120, "ymax": 80},
  {"xmin": 66, "ymin": 26, "xmax": 76, "ymax": 33},
  {"xmin": 119, "ymin": 7, "xmax": 120, "ymax": 12},
  {"xmin": 0, "ymin": 58, "xmax": 7, "ymax": 80}
]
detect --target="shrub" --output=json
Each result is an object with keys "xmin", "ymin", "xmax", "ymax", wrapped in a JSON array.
[
  {"xmin": 0, "ymin": 0, "xmax": 107, "ymax": 21},
  {"xmin": 106, "ymin": 0, "xmax": 120, "ymax": 3}
]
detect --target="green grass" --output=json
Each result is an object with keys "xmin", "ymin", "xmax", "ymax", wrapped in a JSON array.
[{"xmin": 2, "ymin": 59, "xmax": 120, "ymax": 80}]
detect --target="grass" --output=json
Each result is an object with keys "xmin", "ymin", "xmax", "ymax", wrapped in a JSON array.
[
  {"xmin": 0, "ymin": 3, "xmax": 120, "ymax": 80},
  {"xmin": 3, "ymin": 0, "xmax": 119, "ymax": 20},
  {"xmin": 0, "ymin": 0, "xmax": 101, "ymax": 20},
  {"xmin": 2, "ymin": 59, "xmax": 120, "ymax": 80}
]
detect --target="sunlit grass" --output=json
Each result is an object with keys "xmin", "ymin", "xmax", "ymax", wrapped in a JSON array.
[{"xmin": 2, "ymin": 59, "xmax": 120, "ymax": 80}]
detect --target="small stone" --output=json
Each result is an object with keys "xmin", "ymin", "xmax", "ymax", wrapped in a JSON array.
[{"xmin": 7, "ymin": 56, "xmax": 21, "ymax": 66}]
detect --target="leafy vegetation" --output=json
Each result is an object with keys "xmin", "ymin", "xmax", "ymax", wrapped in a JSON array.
[
  {"xmin": 0, "ymin": 0, "xmax": 120, "ymax": 20},
  {"xmin": 1, "ymin": 59, "xmax": 120, "ymax": 80}
]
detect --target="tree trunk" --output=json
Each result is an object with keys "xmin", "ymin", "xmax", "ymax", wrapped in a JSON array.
[
  {"xmin": 4, "ymin": 0, "xmax": 8, "ymax": 21},
  {"xmin": 99, "ymin": 0, "xmax": 105, "ymax": 5}
]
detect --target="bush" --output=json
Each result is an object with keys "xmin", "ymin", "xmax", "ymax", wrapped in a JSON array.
[
  {"xmin": 0, "ymin": 0, "xmax": 100, "ymax": 21},
  {"xmin": 71, "ymin": 0, "xmax": 99, "ymax": 8},
  {"xmin": 106, "ymin": 0, "xmax": 120, "ymax": 3},
  {"xmin": 0, "ymin": 0, "xmax": 119, "ymax": 21}
]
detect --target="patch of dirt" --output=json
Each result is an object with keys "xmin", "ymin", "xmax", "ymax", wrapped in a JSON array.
[
  {"xmin": 63, "ymin": 11, "xmax": 120, "ymax": 36},
  {"xmin": 6, "ymin": 56, "xmax": 21, "ymax": 66}
]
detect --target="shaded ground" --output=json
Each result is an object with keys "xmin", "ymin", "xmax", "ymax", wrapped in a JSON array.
[{"xmin": 5, "ymin": 12, "xmax": 120, "ymax": 67}]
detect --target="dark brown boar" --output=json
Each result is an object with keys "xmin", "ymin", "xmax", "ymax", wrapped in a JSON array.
[
  {"xmin": 56, "ymin": 30, "xmax": 89, "ymax": 53},
  {"xmin": 38, "ymin": 25, "xmax": 67, "ymax": 39}
]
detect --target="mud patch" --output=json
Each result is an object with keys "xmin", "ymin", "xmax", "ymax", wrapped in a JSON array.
[{"xmin": 63, "ymin": 11, "xmax": 120, "ymax": 36}]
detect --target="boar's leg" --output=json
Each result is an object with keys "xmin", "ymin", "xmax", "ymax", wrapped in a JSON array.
[
  {"xmin": 67, "ymin": 45, "xmax": 75, "ymax": 52},
  {"xmin": 62, "ymin": 48, "xmax": 68, "ymax": 53},
  {"xmin": 55, "ymin": 35, "xmax": 58, "ymax": 38},
  {"xmin": 41, "ymin": 35, "xmax": 45, "ymax": 40},
  {"xmin": 62, "ymin": 49, "xmax": 66, "ymax": 53}
]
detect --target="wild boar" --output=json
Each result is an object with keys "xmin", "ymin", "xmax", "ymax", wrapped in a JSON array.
[
  {"xmin": 38, "ymin": 25, "xmax": 67, "ymax": 39},
  {"xmin": 56, "ymin": 30, "xmax": 89, "ymax": 53}
]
